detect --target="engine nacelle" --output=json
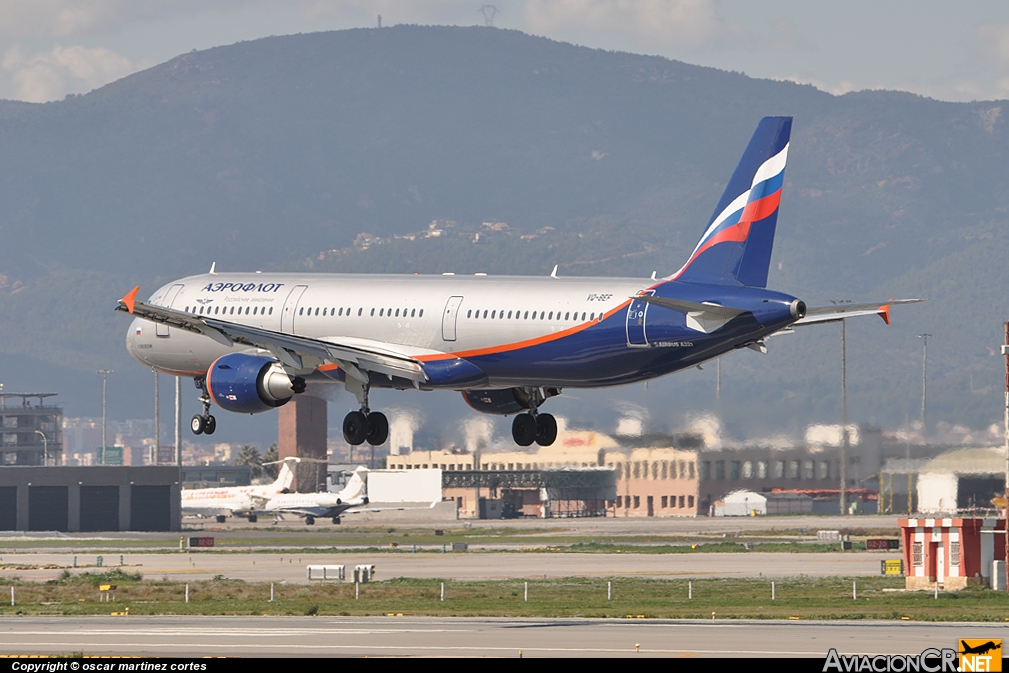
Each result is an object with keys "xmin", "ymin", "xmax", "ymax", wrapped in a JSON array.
[
  {"xmin": 206, "ymin": 353, "xmax": 306, "ymax": 414},
  {"xmin": 462, "ymin": 387, "xmax": 561, "ymax": 416}
]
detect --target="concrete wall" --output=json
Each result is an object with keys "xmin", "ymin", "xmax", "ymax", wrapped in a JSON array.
[
  {"xmin": 368, "ymin": 469, "xmax": 442, "ymax": 503},
  {"xmin": 917, "ymin": 473, "xmax": 958, "ymax": 512}
]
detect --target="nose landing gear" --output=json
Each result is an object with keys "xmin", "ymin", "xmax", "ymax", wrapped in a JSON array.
[{"xmin": 191, "ymin": 376, "xmax": 216, "ymax": 436}]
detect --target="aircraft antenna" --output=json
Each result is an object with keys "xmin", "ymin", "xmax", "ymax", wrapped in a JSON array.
[{"xmin": 480, "ymin": 5, "xmax": 499, "ymax": 27}]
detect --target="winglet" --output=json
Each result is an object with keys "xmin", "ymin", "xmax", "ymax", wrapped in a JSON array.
[
  {"xmin": 877, "ymin": 304, "xmax": 891, "ymax": 325},
  {"xmin": 120, "ymin": 286, "xmax": 140, "ymax": 314}
]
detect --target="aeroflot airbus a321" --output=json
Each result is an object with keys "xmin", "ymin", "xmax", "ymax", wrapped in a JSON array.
[{"xmin": 118, "ymin": 117, "xmax": 920, "ymax": 448}]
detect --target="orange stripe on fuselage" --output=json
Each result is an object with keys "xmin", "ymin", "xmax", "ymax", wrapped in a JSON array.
[{"xmin": 414, "ymin": 299, "xmax": 634, "ymax": 362}]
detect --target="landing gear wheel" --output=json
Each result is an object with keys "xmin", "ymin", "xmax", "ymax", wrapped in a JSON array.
[
  {"xmin": 305, "ymin": 516, "xmax": 316, "ymax": 525},
  {"xmin": 215, "ymin": 515, "xmax": 226, "ymax": 523},
  {"xmin": 535, "ymin": 413, "xmax": 558, "ymax": 447},
  {"xmin": 191, "ymin": 415, "xmax": 206, "ymax": 435},
  {"xmin": 343, "ymin": 411, "xmax": 368, "ymax": 445},
  {"xmin": 248, "ymin": 514, "xmax": 257, "ymax": 523},
  {"xmin": 366, "ymin": 411, "xmax": 389, "ymax": 445},
  {"xmin": 204, "ymin": 415, "xmax": 217, "ymax": 435},
  {"xmin": 332, "ymin": 517, "xmax": 341, "ymax": 525},
  {"xmin": 512, "ymin": 414, "xmax": 537, "ymax": 447}
]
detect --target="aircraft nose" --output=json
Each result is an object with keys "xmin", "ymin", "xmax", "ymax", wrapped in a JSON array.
[{"xmin": 125, "ymin": 318, "xmax": 146, "ymax": 363}]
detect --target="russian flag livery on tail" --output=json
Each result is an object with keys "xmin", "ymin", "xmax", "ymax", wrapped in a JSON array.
[
  {"xmin": 116, "ymin": 116, "xmax": 921, "ymax": 448},
  {"xmin": 675, "ymin": 116, "xmax": 790, "ymax": 288}
]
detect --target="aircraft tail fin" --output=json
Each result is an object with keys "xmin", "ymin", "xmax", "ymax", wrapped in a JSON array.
[
  {"xmin": 671, "ymin": 116, "xmax": 791, "ymax": 288},
  {"xmin": 337, "ymin": 467, "xmax": 368, "ymax": 503},
  {"xmin": 273, "ymin": 457, "xmax": 298, "ymax": 492}
]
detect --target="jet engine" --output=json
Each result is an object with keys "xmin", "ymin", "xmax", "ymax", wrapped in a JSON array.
[
  {"xmin": 206, "ymin": 353, "xmax": 306, "ymax": 414},
  {"xmin": 462, "ymin": 387, "xmax": 561, "ymax": 415}
]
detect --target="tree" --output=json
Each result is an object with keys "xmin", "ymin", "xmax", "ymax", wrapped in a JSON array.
[
  {"xmin": 235, "ymin": 444, "xmax": 263, "ymax": 480},
  {"xmin": 263, "ymin": 443, "xmax": 280, "ymax": 480}
]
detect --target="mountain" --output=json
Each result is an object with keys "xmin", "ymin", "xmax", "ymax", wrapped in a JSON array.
[{"xmin": 0, "ymin": 25, "xmax": 1007, "ymax": 442}]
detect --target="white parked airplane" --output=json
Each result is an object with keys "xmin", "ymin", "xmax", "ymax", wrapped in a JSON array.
[
  {"xmin": 181, "ymin": 457, "xmax": 296, "ymax": 523},
  {"xmin": 117, "ymin": 117, "xmax": 920, "ymax": 447},
  {"xmin": 263, "ymin": 466, "xmax": 369, "ymax": 525}
]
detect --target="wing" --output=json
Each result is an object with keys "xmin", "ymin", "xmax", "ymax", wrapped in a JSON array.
[
  {"xmin": 792, "ymin": 299, "xmax": 924, "ymax": 327},
  {"xmin": 117, "ymin": 286, "xmax": 437, "ymax": 385}
]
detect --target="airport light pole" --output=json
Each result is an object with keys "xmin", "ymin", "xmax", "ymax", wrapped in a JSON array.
[
  {"xmin": 34, "ymin": 430, "xmax": 47, "ymax": 466},
  {"xmin": 918, "ymin": 334, "xmax": 931, "ymax": 434},
  {"xmin": 153, "ymin": 370, "xmax": 159, "ymax": 465},
  {"xmin": 97, "ymin": 369, "xmax": 113, "ymax": 465},
  {"xmin": 175, "ymin": 376, "xmax": 182, "ymax": 467},
  {"xmin": 1001, "ymin": 323, "xmax": 1009, "ymax": 592},
  {"xmin": 833, "ymin": 300, "xmax": 852, "ymax": 516}
]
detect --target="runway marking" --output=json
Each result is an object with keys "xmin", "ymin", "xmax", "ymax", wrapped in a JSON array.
[{"xmin": 0, "ymin": 641, "xmax": 830, "ymax": 656}]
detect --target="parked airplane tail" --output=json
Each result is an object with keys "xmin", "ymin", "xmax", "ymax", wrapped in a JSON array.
[
  {"xmin": 672, "ymin": 116, "xmax": 791, "ymax": 288},
  {"xmin": 337, "ymin": 467, "xmax": 368, "ymax": 503},
  {"xmin": 272, "ymin": 457, "xmax": 298, "ymax": 492}
]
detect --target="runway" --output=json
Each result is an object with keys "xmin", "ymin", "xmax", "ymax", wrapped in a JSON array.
[
  {"xmin": 0, "ymin": 551, "xmax": 891, "ymax": 583},
  {"xmin": 0, "ymin": 616, "xmax": 997, "ymax": 658}
]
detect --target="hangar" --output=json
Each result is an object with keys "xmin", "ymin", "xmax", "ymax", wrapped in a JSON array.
[{"xmin": 0, "ymin": 466, "xmax": 181, "ymax": 532}]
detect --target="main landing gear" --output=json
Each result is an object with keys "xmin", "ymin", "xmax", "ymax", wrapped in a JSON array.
[
  {"xmin": 342, "ymin": 381, "xmax": 389, "ymax": 447},
  {"xmin": 191, "ymin": 376, "xmax": 216, "ymax": 436},
  {"xmin": 511, "ymin": 412, "xmax": 557, "ymax": 447},
  {"xmin": 510, "ymin": 388, "xmax": 557, "ymax": 447}
]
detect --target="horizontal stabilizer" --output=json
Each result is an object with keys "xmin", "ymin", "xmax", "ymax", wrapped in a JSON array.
[{"xmin": 794, "ymin": 298, "xmax": 924, "ymax": 326}]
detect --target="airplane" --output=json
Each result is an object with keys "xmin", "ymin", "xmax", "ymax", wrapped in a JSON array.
[
  {"xmin": 117, "ymin": 116, "xmax": 921, "ymax": 448},
  {"xmin": 960, "ymin": 641, "xmax": 1000, "ymax": 656},
  {"xmin": 181, "ymin": 456, "xmax": 296, "ymax": 523},
  {"xmin": 263, "ymin": 466, "xmax": 369, "ymax": 525}
]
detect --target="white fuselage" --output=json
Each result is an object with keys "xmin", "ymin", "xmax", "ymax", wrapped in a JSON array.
[{"xmin": 126, "ymin": 272, "xmax": 653, "ymax": 384}]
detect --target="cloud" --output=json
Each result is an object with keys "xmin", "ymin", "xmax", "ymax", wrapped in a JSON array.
[
  {"xmin": 521, "ymin": 0, "xmax": 748, "ymax": 53},
  {"xmin": 0, "ymin": 1, "xmax": 266, "ymax": 39},
  {"xmin": 2, "ymin": 44, "xmax": 140, "ymax": 102}
]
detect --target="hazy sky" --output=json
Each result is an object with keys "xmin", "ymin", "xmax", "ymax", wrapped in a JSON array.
[{"xmin": 1, "ymin": 1, "xmax": 1007, "ymax": 104}]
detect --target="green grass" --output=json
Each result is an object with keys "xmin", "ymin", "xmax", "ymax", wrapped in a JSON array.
[{"xmin": 1, "ymin": 572, "xmax": 1007, "ymax": 621}]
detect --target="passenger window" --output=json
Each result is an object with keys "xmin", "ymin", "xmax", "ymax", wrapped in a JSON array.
[
  {"xmin": 548, "ymin": 311, "xmax": 553, "ymax": 320},
  {"xmin": 252, "ymin": 307, "xmax": 257, "ymax": 315},
  {"xmin": 581, "ymin": 312, "xmax": 586, "ymax": 320},
  {"xmin": 379, "ymin": 308, "xmax": 384, "ymax": 317},
  {"xmin": 483, "ymin": 310, "xmax": 488, "ymax": 319},
  {"xmin": 323, "ymin": 308, "xmax": 327, "ymax": 316},
  {"xmin": 299, "ymin": 307, "xmax": 304, "ymax": 315},
  {"xmin": 564, "ymin": 312, "xmax": 569, "ymax": 320},
  {"xmin": 395, "ymin": 309, "xmax": 400, "ymax": 317},
  {"xmin": 370, "ymin": 308, "xmax": 375, "ymax": 316},
  {"xmin": 358, "ymin": 308, "xmax": 363, "ymax": 316},
  {"xmin": 523, "ymin": 311, "xmax": 528, "ymax": 319},
  {"xmin": 507, "ymin": 311, "xmax": 513, "ymax": 319},
  {"xmin": 590, "ymin": 312, "xmax": 595, "ymax": 320},
  {"xmin": 269, "ymin": 307, "xmax": 273, "ymax": 315},
  {"xmin": 467, "ymin": 310, "xmax": 472, "ymax": 318},
  {"xmin": 315, "ymin": 307, "xmax": 320, "ymax": 316},
  {"xmin": 338, "ymin": 308, "xmax": 343, "ymax": 316},
  {"xmin": 491, "ymin": 310, "xmax": 496, "ymax": 319},
  {"xmin": 215, "ymin": 306, "xmax": 220, "ymax": 314},
  {"xmin": 411, "ymin": 309, "xmax": 416, "ymax": 317},
  {"xmin": 419, "ymin": 309, "xmax": 424, "ymax": 317}
]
